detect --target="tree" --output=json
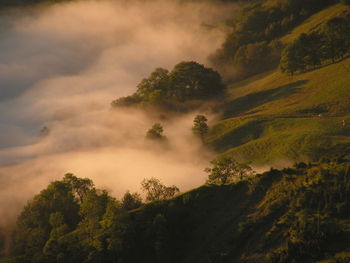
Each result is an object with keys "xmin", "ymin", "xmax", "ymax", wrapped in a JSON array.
[
  {"xmin": 205, "ymin": 156, "xmax": 254, "ymax": 185},
  {"xmin": 322, "ymin": 17, "xmax": 350, "ymax": 63},
  {"xmin": 152, "ymin": 214, "xmax": 168, "ymax": 262},
  {"xmin": 146, "ymin": 123, "xmax": 165, "ymax": 140},
  {"xmin": 12, "ymin": 180, "xmax": 80, "ymax": 262},
  {"xmin": 141, "ymin": 178, "xmax": 180, "ymax": 202},
  {"xmin": 169, "ymin": 61, "xmax": 224, "ymax": 101},
  {"xmin": 233, "ymin": 41, "xmax": 277, "ymax": 79},
  {"xmin": 43, "ymin": 212, "xmax": 69, "ymax": 262},
  {"xmin": 299, "ymin": 32, "xmax": 323, "ymax": 69},
  {"xmin": 111, "ymin": 94, "xmax": 142, "ymax": 108},
  {"xmin": 136, "ymin": 68, "xmax": 169, "ymax": 98},
  {"xmin": 280, "ymin": 40, "xmax": 304, "ymax": 75},
  {"xmin": 10, "ymin": 175, "xmax": 124, "ymax": 263},
  {"xmin": 121, "ymin": 191, "xmax": 143, "ymax": 211},
  {"xmin": 63, "ymin": 173, "xmax": 94, "ymax": 203},
  {"xmin": 99, "ymin": 198, "xmax": 127, "ymax": 259},
  {"xmin": 76, "ymin": 189, "xmax": 114, "ymax": 262},
  {"xmin": 40, "ymin": 126, "xmax": 50, "ymax": 137},
  {"xmin": 192, "ymin": 115, "xmax": 209, "ymax": 141}
]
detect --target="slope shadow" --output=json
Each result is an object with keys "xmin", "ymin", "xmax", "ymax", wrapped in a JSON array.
[
  {"xmin": 223, "ymin": 80, "xmax": 309, "ymax": 118},
  {"xmin": 212, "ymin": 119, "xmax": 266, "ymax": 152}
]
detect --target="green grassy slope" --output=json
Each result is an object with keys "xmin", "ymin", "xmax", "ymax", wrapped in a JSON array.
[{"xmin": 207, "ymin": 4, "xmax": 350, "ymax": 165}]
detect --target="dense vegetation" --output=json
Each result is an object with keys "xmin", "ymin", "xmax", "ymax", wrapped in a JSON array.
[
  {"xmin": 210, "ymin": 0, "xmax": 348, "ymax": 80},
  {"xmin": 111, "ymin": 61, "xmax": 224, "ymax": 110},
  {"xmin": 3, "ymin": 152, "xmax": 350, "ymax": 263},
  {"xmin": 1, "ymin": 175, "xmax": 181, "ymax": 263},
  {"xmin": 280, "ymin": 15, "xmax": 350, "ymax": 75}
]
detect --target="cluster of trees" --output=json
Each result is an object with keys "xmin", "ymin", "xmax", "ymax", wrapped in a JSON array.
[
  {"xmin": 280, "ymin": 15, "xmax": 350, "ymax": 75},
  {"xmin": 145, "ymin": 115, "xmax": 209, "ymax": 143},
  {"xmin": 145, "ymin": 118, "xmax": 255, "ymax": 185},
  {"xmin": 211, "ymin": 0, "xmax": 336, "ymax": 80},
  {"xmin": 6, "ymin": 174, "xmax": 179, "ymax": 263},
  {"xmin": 260, "ymin": 161, "xmax": 350, "ymax": 262},
  {"xmin": 111, "ymin": 61, "xmax": 224, "ymax": 109},
  {"xmin": 141, "ymin": 178, "xmax": 179, "ymax": 202},
  {"xmin": 205, "ymin": 156, "xmax": 254, "ymax": 184}
]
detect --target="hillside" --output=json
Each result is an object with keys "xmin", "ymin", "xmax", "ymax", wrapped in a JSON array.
[
  {"xmin": 118, "ymin": 158, "xmax": 350, "ymax": 263},
  {"xmin": 280, "ymin": 3, "xmax": 350, "ymax": 44},
  {"xmin": 207, "ymin": 3, "xmax": 350, "ymax": 166},
  {"xmin": 208, "ymin": 57, "xmax": 350, "ymax": 165},
  {"xmin": 3, "ymin": 157, "xmax": 350, "ymax": 263}
]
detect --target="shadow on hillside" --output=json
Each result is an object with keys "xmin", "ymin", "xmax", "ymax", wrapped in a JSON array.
[
  {"xmin": 223, "ymin": 80, "xmax": 309, "ymax": 118},
  {"xmin": 212, "ymin": 119, "xmax": 266, "ymax": 151}
]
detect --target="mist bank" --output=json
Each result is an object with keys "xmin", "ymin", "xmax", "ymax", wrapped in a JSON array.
[{"xmin": 0, "ymin": 0, "xmax": 237, "ymax": 231}]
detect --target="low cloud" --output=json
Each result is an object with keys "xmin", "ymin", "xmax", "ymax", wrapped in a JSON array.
[{"xmin": 0, "ymin": 0, "xmax": 236, "ymax": 233}]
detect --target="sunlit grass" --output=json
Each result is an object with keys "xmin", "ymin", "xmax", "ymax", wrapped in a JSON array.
[{"xmin": 208, "ymin": 56, "xmax": 350, "ymax": 164}]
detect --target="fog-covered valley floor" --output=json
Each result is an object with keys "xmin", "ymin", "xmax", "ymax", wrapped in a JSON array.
[{"xmin": 0, "ymin": 0, "xmax": 237, "ymax": 229}]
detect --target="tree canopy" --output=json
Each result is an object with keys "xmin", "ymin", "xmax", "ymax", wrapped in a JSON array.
[
  {"xmin": 168, "ymin": 61, "xmax": 224, "ymax": 101},
  {"xmin": 111, "ymin": 61, "xmax": 224, "ymax": 109},
  {"xmin": 146, "ymin": 123, "xmax": 166, "ymax": 140},
  {"xmin": 205, "ymin": 156, "xmax": 254, "ymax": 185},
  {"xmin": 280, "ymin": 15, "xmax": 350, "ymax": 75},
  {"xmin": 192, "ymin": 115, "xmax": 209, "ymax": 141},
  {"xmin": 210, "ymin": 0, "xmax": 334, "ymax": 80},
  {"xmin": 141, "ymin": 177, "xmax": 180, "ymax": 202},
  {"xmin": 121, "ymin": 191, "xmax": 143, "ymax": 211}
]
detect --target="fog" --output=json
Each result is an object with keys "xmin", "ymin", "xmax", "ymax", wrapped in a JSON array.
[{"xmin": 0, "ymin": 0, "xmax": 236, "ymax": 236}]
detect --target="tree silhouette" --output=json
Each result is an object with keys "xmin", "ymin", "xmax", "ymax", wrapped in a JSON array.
[
  {"xmin": 141, "ymin": 178, "xmax": 179, "ymax": 202},
  {"xmin": 192, "ymin": 115, "xmax": 209, "ymax": 142},
  {"xmin": 146, "ymin": 123, "xmax": 165, "ymax": 140},
  {"xmin": 205, "ymin": 156, "xmax": 254, "ymax": 185}
]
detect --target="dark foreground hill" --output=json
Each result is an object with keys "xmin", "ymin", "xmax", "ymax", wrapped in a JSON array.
[
  {"xmin": 113, "ymin": 155, "xmax": 350, "ymax": 263},
  {"xmin": 1, "ymin": 148, "xmax": 350, "ymax": 263}
]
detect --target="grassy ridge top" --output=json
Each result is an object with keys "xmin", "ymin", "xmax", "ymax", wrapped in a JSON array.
[{"xmin": 280, "ymin": 3, "xmax": 350, "ymax": 44}]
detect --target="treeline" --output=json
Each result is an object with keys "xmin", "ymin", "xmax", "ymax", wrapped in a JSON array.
[
  {"xmin": 280, "ymin": 15, "xmax": 350, "ymax": 75},
  {"xmin": 2, "ymin": 174, "xmax": 180, "ymax": 263},
  {"xmin": 3, "ymin": 156, "xmax": 350, "ymax": 262},
  {"xmin": 210, "ymin": 0, "xmax": 339, "ymax": 81},
  {"xmin": 111, "ymin": 61, "xmax": 224, "ymax": 110}
]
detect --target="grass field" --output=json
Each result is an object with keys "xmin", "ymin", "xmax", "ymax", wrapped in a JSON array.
[{"xmin": 208, "ymin": 33, "xmax": 350, "ymax": 165}]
